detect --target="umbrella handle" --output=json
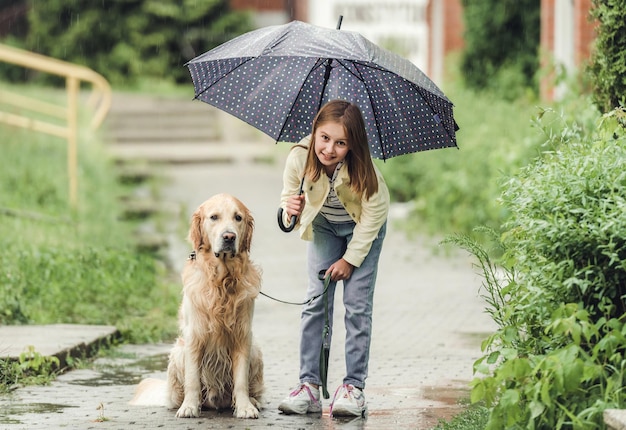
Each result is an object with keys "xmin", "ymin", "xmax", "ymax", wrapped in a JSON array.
[
  {"xmin": 277, "ymin": 208, "xmax": 298, "ymax": 232},
  {"xmin": 277, "ymin": 176, "xmax": 305, "ymax": 233}
]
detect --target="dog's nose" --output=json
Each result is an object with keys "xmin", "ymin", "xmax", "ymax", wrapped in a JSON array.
[{"xmin": 222, "ymin": 232, "xmax": 236, "ymax": 243}]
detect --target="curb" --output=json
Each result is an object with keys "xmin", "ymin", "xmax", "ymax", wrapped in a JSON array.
[{"xmin": 0, "ymin": 324, "xmax": 121, "ymax": 369}]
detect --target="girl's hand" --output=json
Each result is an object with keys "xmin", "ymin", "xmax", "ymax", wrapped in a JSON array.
[
  {"xmin": 286, "ymin": 194, "xmax": 305, "ymax": 217},
  {"xmin": 325, "ymin": 258, "xmax": 354, "ymax": 282}
]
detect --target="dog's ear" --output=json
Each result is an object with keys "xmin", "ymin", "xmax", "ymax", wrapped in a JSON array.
[
  {"xmin": 241, "ymin": 208, "xmax": 254, "ymax": 253},
  {"xmin": 188, "ymin": 210, "xmax": 204, "ymax": 251}
]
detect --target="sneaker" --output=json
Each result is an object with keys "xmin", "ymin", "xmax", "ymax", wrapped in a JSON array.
[
  {"xmin": 330, "ymin": 384, "xmax": 367, "ymax": 417},
  {"xmin": 278, "ymin": 382, "xmax": 322, "ymax": 414}
]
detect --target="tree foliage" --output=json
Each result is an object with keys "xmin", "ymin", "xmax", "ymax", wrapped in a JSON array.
[
  {"xmin": 21, "ymin": 0, "xmax": 252, "ymax": 85},
  {"xmin": 588, "ymin": 0, "xmax": 626, "ymax": 113},
  {"xmin": 460, "ymin": 0, "xmax": 540, "ymax": 99}
]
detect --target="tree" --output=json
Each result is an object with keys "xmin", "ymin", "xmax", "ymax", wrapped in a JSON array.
[
  {"xmin": 588, "ymin": 0, "xmax": 626, "ymax": 113},
  {"xmin": 460, "ymin": 0, "xmax": 540, "ymax": 99},
  {"xmin": 24, "ymin": 0, "xmax": 252, "ymax": 85}
]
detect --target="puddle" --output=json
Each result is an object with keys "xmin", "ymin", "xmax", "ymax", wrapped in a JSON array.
[
  {"xmin": 422, "ymin": 384, "xmax": 470, "ymax": 404},
  {"xmin": 0, "ymin": 403, "xmax": 76, "ymax": 424},
  {"xmin": 68, "ymin": 352, "xmax": 169, "ymax": 387},
  {"xmin": 370, "ymin": 383, "xmax": 471, "ymax": 428},
  {"xmin": 133, "ymin": 352, "xmax": 169, "ymax": 372},
  {"xmin": 67, "ymin": 369, "xmax": 144, "ymax": 386},
  {"xmin": 459, "ymin": 331, "xmax": 492, "ymax": 348}
]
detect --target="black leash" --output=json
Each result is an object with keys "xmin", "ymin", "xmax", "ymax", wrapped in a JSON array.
[
  {"xmin": 259, "ymin": 270, "xmax": 332, "ymax": 399},
  {"xmin": 258, "ymin": 269, "xmax": 330, "ymax": 306},
  {"xmin": 319, "ymin": 275, "xmax": 331, "ymax": 399}
]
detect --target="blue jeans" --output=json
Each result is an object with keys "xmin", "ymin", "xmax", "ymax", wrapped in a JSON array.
[{"xmin": 299, "ymin": 213, "xmax": 386, "ymax": 390}]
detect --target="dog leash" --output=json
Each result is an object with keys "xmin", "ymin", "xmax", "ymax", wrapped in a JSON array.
[
  {"xmin": 189, "ymin": 250, "xmax": 327, "ymax": 306},
  {"xmin": 319, "ymin": 274, "xmax": 331, "ymax": 399},
  {"xmin": 258, "ymin": 269, "xmax": 330, "ymax": 306},
  {"xmin": 259, "ymin": 270, "xmax": 332, "ymax": 399}
]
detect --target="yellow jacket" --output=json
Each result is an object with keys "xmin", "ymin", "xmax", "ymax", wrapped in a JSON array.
[{"xmin": 280, "ymin": 143, "xmax": 390, "ymax": 267}]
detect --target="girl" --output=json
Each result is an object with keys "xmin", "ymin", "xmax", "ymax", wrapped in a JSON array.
[{"xmin": 277, "ymin": 100, "xmax": 389, "ymax": 417}]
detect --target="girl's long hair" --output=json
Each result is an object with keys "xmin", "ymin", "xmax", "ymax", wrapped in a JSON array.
[{"xmin": 303, "ymin": 100, "xmax": 378, "ymax": 200}]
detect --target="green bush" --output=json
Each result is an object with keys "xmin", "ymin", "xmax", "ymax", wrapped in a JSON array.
[
  {"xmin": 588, "ymin": 0, "xmax": 626, "ymax": 113},
  {"xmin": 18, "ymin": 0, "xmax": 252, "ymax": 86},
  {"xmin": 451, "ymin": 108, "xmax": 626, "ymax": 429},
  {"xmin": 460, "ymin": 0, "xmax": 540, "ymax": 99}
]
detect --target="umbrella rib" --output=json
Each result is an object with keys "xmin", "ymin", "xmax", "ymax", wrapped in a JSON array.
[
  {"xmin": 192, "ymin": 57, "xmax": 255, "ymax": 100},
  {"xmin": 339, "ymin": 60, "xmax": 457, "ymax": 155},
  {"xmin": 412, "ymin": 83, "xmax": 458, "ymax": 144},
  {"xmin": 275, "ymin": 57, "xmax": 328, "ymax": 142},
  {"xmin": 338, "ymin": 60, "xmax": 388, "ymax": 160},
  {"xmin": 339, "ymin": 59, "xmax": 451, "ymax": 104}
]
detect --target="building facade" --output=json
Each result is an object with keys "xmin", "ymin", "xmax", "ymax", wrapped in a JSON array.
[{"xmin": 230, "ymin": 0, "xmax": 598, "ymax": 100}]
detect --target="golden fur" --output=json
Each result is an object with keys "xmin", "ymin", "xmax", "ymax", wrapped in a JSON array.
[{"xmin": 165, "ymin": 193, "xmax": 264, "ymax": 419}]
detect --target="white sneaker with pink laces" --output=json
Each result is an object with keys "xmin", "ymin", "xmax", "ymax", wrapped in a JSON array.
[
  {"xmin": 278, "ymin": 382, "xmax": 322, "ymax": 414},
  {"xmin": 330, "ymin": 384, "xmax": 368, "ymax": 417}
]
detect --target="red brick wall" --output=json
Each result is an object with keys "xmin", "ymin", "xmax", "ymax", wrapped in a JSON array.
[
  {"xmin": 425, "ymin": 0, "xmax": 464, "ymax": 80},
  {"xmin": 443, "ymin": 0, "xmax": 464, "ymax": 53},
  {"xmin": 574, "ymin": 0, "xmax": 597, "ymax": 65},
  {"xmin": 230, "ymin": 0, "xmax": 285, "ymax": 11}
]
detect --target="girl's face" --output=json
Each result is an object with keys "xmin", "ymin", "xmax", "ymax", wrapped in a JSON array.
[{"xmin": 313, "ymin": 120, "xmax": 350, "ymax": 176}]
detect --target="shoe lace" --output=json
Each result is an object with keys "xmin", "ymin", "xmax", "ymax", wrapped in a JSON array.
[
  {"xmin": 291, "ymin": 383, "xmax": 317, "ymax": 401},
  {"xmin": 329, "ymin": 384, "xmax": 354, "ymax": 416}
]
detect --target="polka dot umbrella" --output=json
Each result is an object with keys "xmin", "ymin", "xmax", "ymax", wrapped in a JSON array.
[{"xmin": 186, "ymin": 19, "xmax": 459, "ymax": 160}]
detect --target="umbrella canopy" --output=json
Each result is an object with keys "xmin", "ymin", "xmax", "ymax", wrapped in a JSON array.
[{"xmin": 186, "ymin": 20, "xmax": 458, "ymax": 160}]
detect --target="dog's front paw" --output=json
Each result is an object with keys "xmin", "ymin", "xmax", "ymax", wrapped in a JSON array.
[
  {"xmin": 234, "ymin": 400, "xmax": 259, "ymax": 419},
  {"xmin": 175, "ymin": 401, "xmax": 200, "ymax": 418}
]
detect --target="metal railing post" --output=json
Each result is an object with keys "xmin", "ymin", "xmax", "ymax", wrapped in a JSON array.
[{"xmin": 66, "ymin": 76, "xmax": 79, "ymax": 209}]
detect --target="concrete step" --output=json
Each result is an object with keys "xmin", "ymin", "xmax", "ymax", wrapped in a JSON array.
[
  {"xmin": 105, "ymin": 94, "xmax": 269, "ymax": 147},
  {"xmin": 105, "ymin": 99, "xmax": 221, "ymax": 142},
  {"xmin": 107, "ymin": 141, "xmax": 278, "ymax": 164},
  {"xmin": 106, "ymin": 127, "xmax": 220, "ymax": 143},
  {"xmin": 109, "ymin": 94, "xmax": 206, "ymax": 112}
]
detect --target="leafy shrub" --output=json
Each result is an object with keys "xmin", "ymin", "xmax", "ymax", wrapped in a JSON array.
[
  {"xmin": 460, "ymin": 0, "xmax": 540, "ymax": 99},
  {"xmin": 588, "ymin": 0, "xmax": 626, "ymax": 113},
  {"xmin": 450, "ymin": 108, "xmax": 626, "ymax": 429}
]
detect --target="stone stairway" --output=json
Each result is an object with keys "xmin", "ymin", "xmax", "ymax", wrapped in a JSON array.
[{"xmin": 103, "ymin": 92, "xmax": 277, "ymax": 165}]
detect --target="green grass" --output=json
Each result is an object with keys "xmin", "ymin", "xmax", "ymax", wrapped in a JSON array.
[
  {"xmin": 0, "ymin": 86, "xmax": 179, "ymax": 345},
  {"xmin": 431, "ymin": 402, "xmax": 490, "ymax": 430}
]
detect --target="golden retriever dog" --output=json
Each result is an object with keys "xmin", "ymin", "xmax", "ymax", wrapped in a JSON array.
[{"xmin": 165, "ymin": 193, "xmax": 264, "ymax": 419}]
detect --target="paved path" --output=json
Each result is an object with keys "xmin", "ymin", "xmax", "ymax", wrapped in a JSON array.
[{"xmin": 0, "ymin": 96, "xmax": 496, "ymax": 429}]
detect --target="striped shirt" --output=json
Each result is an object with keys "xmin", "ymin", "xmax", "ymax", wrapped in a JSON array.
[{"xmin": 320, "ymin": 162, "xmax": 353, "ymax": 223}]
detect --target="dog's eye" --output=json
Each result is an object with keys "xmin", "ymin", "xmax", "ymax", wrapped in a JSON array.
[
  {"xmin": 210, "ymin": 214, "xmax": 218, "ymax": 221},
  {"xmin": 235, "ymin": 214, "xmax": 243, "ymax": 222}
]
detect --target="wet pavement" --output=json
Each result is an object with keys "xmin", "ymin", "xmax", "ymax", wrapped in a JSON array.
[{"xmin": 0, "ymin": 99, "xmax": 496, "ymax": 429}]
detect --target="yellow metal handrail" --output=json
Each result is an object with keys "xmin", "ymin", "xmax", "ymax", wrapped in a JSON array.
[{"xmin": 0, "ymin": 43, "xmax": 112, "ymax": 209}]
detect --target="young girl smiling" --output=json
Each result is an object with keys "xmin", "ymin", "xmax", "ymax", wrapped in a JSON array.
[{"xmin": 278, "ymin": 100, "xmax": 390, "ymax": 417}]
